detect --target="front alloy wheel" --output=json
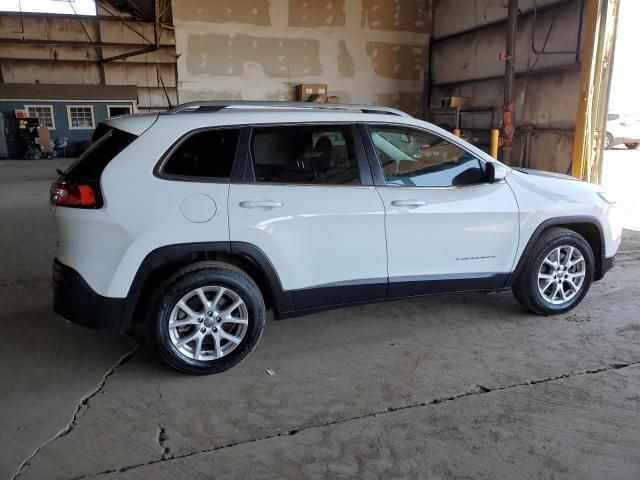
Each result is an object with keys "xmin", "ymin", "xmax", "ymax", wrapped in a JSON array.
[
  {"xmin": 512, "ymin": 227, "xmax": 594, "ymax": 315},
  {"xmin": 537, "ymin": 246, "xmax": 586, "ymax": 305}
]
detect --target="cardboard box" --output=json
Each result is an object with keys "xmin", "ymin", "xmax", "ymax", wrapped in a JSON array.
[
  {"xmin": 37, "ymin": 126, "xmax": 53, "ymax": 153},
  {"xmin": 442, "ymin": 96, "xmax": 472, "ymax": 108},
  {"xmin": 296, "ymin": 83, "xmax": 328, "ymax": 102}
]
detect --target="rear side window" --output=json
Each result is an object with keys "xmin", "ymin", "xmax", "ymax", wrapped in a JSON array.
[
  {"xmin": 163, "ymin": 129, "xmax": 240, "ymax": 179},
  {"xmin": 251, "ymin": 125, "xmax": 360, "ymax": 185},
  {"xmin": 64, "ymin": 126, "xmax": 137, "ymax": 182}
]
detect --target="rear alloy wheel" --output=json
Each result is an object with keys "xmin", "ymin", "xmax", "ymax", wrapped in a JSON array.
[
  {"xmin": 625, "ymin": 143, "xmax": 639, "ymax": 150},
  {"xmin": 512, "ymin": 227, "xmax": 594, "ymax": 315},
  {"xmin": 168, "ymin": 286, "xmax": 249, "ymax": 362},
  {"xmin": 148, "ymin": 262, "xmax": 265, "ymax": 375}
]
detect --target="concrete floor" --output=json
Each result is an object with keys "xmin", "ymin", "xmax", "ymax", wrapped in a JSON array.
[{"xmin": 1, "ymin": 156, "xmax": 639, "ymax": 480}]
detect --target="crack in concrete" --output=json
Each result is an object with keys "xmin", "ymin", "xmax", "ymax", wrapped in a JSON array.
[
  {"xmin": 155, "ymin": 369, "xmax": 171, "ymax": 460},
  {"xmin": 71, "ymin": 359, "xmax": 640, "ymax": 479},
  {"xmin": 11, "ymin": 343, "xmax": 139, "ymax": 480},
  {"xmin": 157, "ymin": 427, "xmax": 170, "ymax": 460}
]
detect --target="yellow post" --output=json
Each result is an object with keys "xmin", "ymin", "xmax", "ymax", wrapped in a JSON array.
[
  {"xmin": 453, "ymin": 128, "xmax": 461, "ymax": 137},
  {"xmin": 571, "ymin": 0, "xmax": 619, "ymax": 182},
  {"xmin": 490, "ymin": 129, "xmax": 500, "ymax": 159},
  {"xmin": 572, "ymin": 0, "xmax": 599, "ymax": 180}
]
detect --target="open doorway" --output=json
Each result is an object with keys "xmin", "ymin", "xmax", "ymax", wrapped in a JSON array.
[
  {"xmin": 107, "ymin": 105, "xmax": 133, "ymax": 118},
  {"xmin": 602, "ymin": 0, "xmax": 640, "ymax": 231}
]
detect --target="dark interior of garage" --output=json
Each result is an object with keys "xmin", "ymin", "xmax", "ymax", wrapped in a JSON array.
[{"xmin": 1, "ymin": 1, "xmax": 639, "ymax": 478}]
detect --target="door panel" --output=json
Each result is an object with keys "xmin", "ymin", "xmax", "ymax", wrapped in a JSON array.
[
  {"xmin": 228, "ymin": 184, "xmax": 387, "ymax": 299},
  {"xmin": 362, "ymin": 124, "xmax": 520, "ymax": 295},
  {"xmin": 377, "ymin": 183, "xmax": 519, "ymax": 279},
  {"xmin": 228, "ymin": 123, "xmax": 387, "ymax": 310}
]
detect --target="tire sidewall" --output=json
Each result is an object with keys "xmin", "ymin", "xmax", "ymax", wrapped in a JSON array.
[
  {"xmin": 605, "ymin": 133, "xmax": 613, "ymax": 149},
  {"xmin": 526, "ymin": 233, "xmax": 595, "ymax": 314},
  {"xmin": 149, "ymin": 266, "xmax": 265, "ymax": 375}
]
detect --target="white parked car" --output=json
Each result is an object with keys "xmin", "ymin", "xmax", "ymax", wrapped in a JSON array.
[
  {"xmin": 50, "ymin": 102, "xmax": 621, "ymax": 374},
  {"xmin": 605, "ymin": 113, "xmax": 640, "ymax": 149}
]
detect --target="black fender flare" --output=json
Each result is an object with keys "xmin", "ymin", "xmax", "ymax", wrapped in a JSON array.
[
  {"xmin": 504, "ymin": 215, "xmax": 605, "ymax": 287},
  {"xmin": 119, "ymin": 241, "xmax": 293, "ymax": 331}
]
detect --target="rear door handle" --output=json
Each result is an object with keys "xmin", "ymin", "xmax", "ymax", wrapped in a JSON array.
[
  {"xmin": 239, "ymin": 200, "xmax": 284, "ymax": 210},
  {"xmin": 390, "ymin": 199, "xmax": 426, "ymax": 208}
]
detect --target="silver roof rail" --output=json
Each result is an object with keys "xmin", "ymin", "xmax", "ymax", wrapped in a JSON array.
[{"xmin": 166, "ymin": 101, "xmax": 411, "ymax": 117}]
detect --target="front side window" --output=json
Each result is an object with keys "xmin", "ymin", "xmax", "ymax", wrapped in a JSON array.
[
  {"xmin": 251, "ymin": 125, "xmax": 360, "ymax": 185},
  {"xmin": 67, "ymin": 105, "xmax": 95, "ymax": 129},
  {"xmin": 368, "ymin": 126, "xmax": 485, "ymax": 187},
  {"xmin": 26, "ymin": 105, "xmax": 55, "ymax": 129},
  {"xmin": 163, "ymin": 129, "xmax": 240, "ymax": 179}
]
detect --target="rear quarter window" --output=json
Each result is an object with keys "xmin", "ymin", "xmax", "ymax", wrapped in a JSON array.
[{"xmin": 161, "ymin": 128, "xmax": 241, "ymax": 180}]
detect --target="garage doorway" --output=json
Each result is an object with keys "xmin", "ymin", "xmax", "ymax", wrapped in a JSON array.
[{"xmin": 601, "ymin": 0, "xmax": 640, "ymax": 231}]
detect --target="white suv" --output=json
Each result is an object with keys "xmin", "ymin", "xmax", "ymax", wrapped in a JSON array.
[
  {"xmin": 605, "ymin": 113, "xmax": 640, "ymax": 149},
  {"xmin": 50, "ymin": 101, "xmax": 621, "ymax": 375}
]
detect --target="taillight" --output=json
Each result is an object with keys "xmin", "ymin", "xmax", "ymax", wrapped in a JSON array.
[{"xmin": 50, "ymin": 182, "xmax": 97, "ymax": 208}]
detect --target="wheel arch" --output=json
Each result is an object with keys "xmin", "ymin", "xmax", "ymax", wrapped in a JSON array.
[
  {"xmin": 506, "ymin": 216, "xmax": 605, "ymax": 287},
  {"xmin": 119, "ymin": 242, "xmax": 293, "ymax": 332}
]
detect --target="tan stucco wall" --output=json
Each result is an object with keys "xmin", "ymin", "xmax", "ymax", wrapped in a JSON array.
[{"xmin": 171, "ymin": 0, "xmax": 431, "ymax": 116}]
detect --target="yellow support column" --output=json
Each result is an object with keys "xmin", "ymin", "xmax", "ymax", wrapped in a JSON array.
[
  {"xmin": 572, "ymin": 0, "xmax": 619, "ymax": 182},
  {"xmin": 490, "ymin": 129, "xmax": 500, "ymax": 159},
  {"xmin": 572, "ymin": 0, "xmax": 599, "ymax": 180}
]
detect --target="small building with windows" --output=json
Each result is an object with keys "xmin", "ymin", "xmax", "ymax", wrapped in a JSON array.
[{"xmin": 0, "ymin": 83, "xmax": 138, "ymax": 158}]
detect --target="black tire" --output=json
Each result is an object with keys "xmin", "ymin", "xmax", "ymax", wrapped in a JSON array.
[
  {"xmin": 625, "ymin": 143, "xmax": 639, "ymax": 150},
  {"xmin": 512, "ymin": 227, "xmax": 595, "ymax": 315},
  {"xmin": 604, "ymin": 133, "xmax": 614, "ymax": 150},
  {"xmin": 147, "ymin": 261, "xmax": 266, "ymax": 375}
]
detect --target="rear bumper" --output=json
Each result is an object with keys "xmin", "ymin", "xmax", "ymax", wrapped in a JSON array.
[{"xmin": 53, "ymin": 259, "xmax": 125, "ymax": 329}]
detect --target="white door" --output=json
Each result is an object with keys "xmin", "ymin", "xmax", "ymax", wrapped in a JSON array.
[
  {"xmin": 228, "ymin": 124, "xmax": 387, "ymax": 309},
  {"xmin": 364, "ymin": 125, "xmax": 519, "ymax": 296}
]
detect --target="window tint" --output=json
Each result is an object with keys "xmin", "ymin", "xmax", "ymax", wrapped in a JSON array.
[
  {"xmin": 164, "ymin": 129, "xmax": 240, "ymax": 179},
  {"xmin": 251, "ymin": 125, "xmax": 360, "ymax": 185},
  {"xmin": 368, "ymin": 127, "xmax": 485, "ymax": 187},
  {"xmin": 64, "ymin": 126, "xmax": 137, "ymax": 182}
]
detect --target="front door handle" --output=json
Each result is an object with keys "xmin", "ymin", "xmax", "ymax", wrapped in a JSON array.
[
  {"xmin": 239, "ymin": 200, "xmax": 284, "ymax": 210},
  {"xmin": 390, "ymin": 199, "xmax": 426, "ymax": 209}
]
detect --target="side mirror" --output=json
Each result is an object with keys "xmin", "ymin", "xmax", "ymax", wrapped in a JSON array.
[
  {"xmin": 485, "ymin": 162, "xmax": 506, "ymax": 183},
  {"xmin": 485, "ymin": 162, "xmax": 496, "ymax": 183}
]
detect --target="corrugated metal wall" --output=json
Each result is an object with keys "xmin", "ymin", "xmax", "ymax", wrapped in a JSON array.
[
  {"xmin": 0, "ymin": 2, "xmax": 178, "ymax": 111},
  {"xmin": 429, "ymin": 0, "xmax": 585, "ymax": 172}
]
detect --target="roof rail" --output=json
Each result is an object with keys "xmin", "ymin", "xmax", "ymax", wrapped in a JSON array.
[{"xmin": 166, "ymin": 101, "xmax": 411, "ymax": 117}]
